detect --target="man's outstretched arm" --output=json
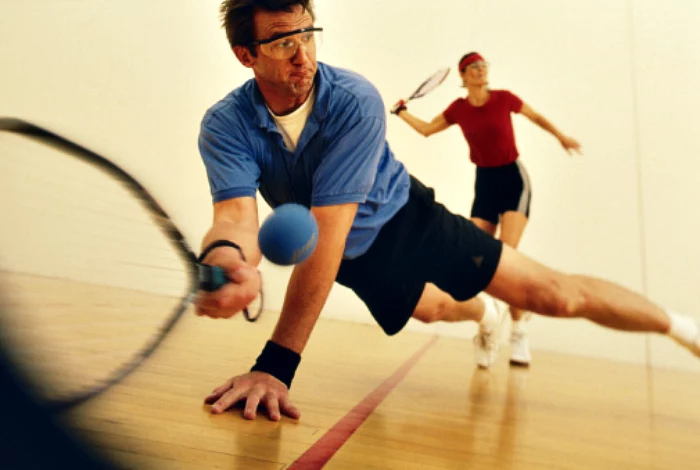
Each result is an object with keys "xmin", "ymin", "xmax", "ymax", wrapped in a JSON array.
[{"xmin": 205, "ymin": 202, "xmax": 359, "ymax": 421}]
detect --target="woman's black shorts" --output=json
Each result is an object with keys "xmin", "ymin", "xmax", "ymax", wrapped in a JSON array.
[{"xmin": 471, "ymin": 160, "xmax": 532, "ymax": 225}]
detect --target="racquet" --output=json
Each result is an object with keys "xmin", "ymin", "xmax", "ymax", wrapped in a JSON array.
[
  {"xmin": 391, "ymin": 67, "xmax": 451, "ymax": 114},
  {"xmin": 0, "ymin": 117, "xmax": 263, "ymax": 412}
]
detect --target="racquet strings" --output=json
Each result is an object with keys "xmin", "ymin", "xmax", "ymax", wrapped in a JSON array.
[
  {"xmin": 409, "ymin": 67, "xmax": 451, "ymax": 100},
  {"xmin": 0, "ymin": 130, "xmax": 195, "ymax": 410}
]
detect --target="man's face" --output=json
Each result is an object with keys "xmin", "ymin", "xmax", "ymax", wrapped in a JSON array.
[{"xmin": 246, "ymin": 5, "xmax": 318, "ymax": 99}]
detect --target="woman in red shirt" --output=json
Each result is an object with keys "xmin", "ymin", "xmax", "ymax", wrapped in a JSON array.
[{"xmin": 392, "ymin": 52, "xmax": 581, "ymax": 368}]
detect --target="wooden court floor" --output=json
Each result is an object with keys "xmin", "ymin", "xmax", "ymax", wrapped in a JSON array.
[{"xmin": 47, "ymin": 308, "xmax": 700, "ymax": 470}]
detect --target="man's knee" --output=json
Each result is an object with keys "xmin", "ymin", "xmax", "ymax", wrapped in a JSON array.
[{"xmin": 412, "ymin": 298, "xmax": 451, "ymax": 323}]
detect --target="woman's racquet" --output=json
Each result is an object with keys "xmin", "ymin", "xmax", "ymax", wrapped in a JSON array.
[
  {"xmin": 391, "ymin": 67, "xmax": 451, "ymax": 114},
  {"xmin": 0, "ymin": 118, "xmax": 263, "ymax": 412}
]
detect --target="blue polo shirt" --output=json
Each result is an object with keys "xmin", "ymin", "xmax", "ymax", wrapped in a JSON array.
[{"xmin": 199, "ymin": 62, "xmax": 410, "ymax": 259}]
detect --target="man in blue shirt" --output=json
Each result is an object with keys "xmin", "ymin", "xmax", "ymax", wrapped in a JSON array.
[
  {"xmin": 200, "ymin": 61, "xmax": 409, "ymax": 260},
  {"xmin": 196, "ymin": 0, "xmax": 700, "ymax": 422}
]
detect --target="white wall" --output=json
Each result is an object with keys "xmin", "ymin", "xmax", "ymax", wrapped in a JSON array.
[
  {"xmin": 0, "ymin": 0, "xmax": 698, "ymax": 371},
  {"xmin": 0, "ymin": 134, "xmax": 190, "ymax": 297},
  {"xmin": 630, "ymin": 1, "xmax": 700, "ymax": 371}
]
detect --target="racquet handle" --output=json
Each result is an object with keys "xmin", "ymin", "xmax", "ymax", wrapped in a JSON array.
[
  {"xmin": 197, "ymin": 264, "xmax": 228, "ymax": 291},
  {"xmin": 390, "ymin": 99, "xmax": 407, "ymax": 115}
]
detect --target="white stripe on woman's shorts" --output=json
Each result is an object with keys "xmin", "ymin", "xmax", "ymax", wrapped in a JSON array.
[{"xmin": 515, "ymin": 160, "xmax": 531, "ymax": 214}]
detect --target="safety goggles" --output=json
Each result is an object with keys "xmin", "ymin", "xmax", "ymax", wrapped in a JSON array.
[{"xmin": 249, "ymin": 27, "xmax": 323, "ymax": 60}]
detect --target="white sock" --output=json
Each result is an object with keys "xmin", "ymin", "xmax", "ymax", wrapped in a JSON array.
[
  {"xmin": 511, "ymin": 320, "xmax": 526, "ymax": 335},
  {"xmin": 667, "ymin": 311, "xmax": 699, "ymax": 346},
  {"xmin": 479, "ymin": 296, "xmax": 499, "ymax": 331}
]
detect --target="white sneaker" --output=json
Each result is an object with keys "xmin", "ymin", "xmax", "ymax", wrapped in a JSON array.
[
  {"xmin": 473, "ymin": 297, "xmax": 505, "ymax": 369},
  {"xmin": 509, "ymin": 330, "xmax": 532, "ymax": 367}
]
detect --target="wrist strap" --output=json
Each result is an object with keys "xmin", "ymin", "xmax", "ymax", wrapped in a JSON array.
[
  {"xmin": 250, "ymin": 340, "xmax": 301, "ymax": 389},
  {"xmin": 198, "ymin": 239, "xmax": 246, "ymax": 263}
]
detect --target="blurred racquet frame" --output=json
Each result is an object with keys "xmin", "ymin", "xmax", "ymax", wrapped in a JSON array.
[
  {"xmin": 394, "ymin": 67, "xmax": 450, "ymax": 113},
  {"xmin": 0, "ymin": 117, "xmax": 262, "ymax": 412}
]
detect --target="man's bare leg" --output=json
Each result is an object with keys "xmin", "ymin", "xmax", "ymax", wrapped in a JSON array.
[
  {"xmin": 485, "ymin": 245, "xmax": 699, "ymax": 355},
  {"xmin": 411, "ymin": 283, "xmax": 506, "ymax": 368},
  {"xmin": 412, "ymin": 283, "xmax": 488, "ymax": 323}
]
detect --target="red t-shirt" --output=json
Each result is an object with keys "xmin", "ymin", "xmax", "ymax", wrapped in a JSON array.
[{"xmin": 443, "ymin": 90, "xmax": 523, "ymax": 167}]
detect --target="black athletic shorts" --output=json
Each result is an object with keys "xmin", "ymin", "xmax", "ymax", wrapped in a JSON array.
[
  {"xmin": 335, "ymin": 175, "xmax": 503, "ymax": 336},
  {"xmin": 471, "ymin": 160, "xmax": 532, "ymax": 225}
]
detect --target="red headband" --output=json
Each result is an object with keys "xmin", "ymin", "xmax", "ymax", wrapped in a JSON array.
[{"xmin": 459, "ymin": 53, "xmax": 485, "ymax": 71}]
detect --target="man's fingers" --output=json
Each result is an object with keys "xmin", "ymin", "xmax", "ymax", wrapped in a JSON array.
[
  {"xmin": 243, "ymin": 393, "xmax": 262, "ymax": 420},
  {"xmin": 196, "ymin": 303, "xmax": 221, "ymax": 318},
  {"xmin": 262, "ymin": 394, "xmax": 282, "ymax": 422},
  {"xmin": 195, "ymin": 273, "xmax": 258, "ymax": 318},
  {"xmin": 205, "ymin": 379, "xmax": 234, "ymax": 404},
  {"xmin": 195, "ymin": 292, "xmax": 245, "ymax": 319},
  {"xmin": 279, "ymin": 395, "xmax": 301, "ymax": 420},
  {"xmin": 210, "ymin": 387, "xmax": 247, "ymax": 414},
  {"xmin": 228, "ymin": 268, "xmax": 261, "ymax": 302},
  {"xmin": 228, "ymin": 265, "xmax": 257, "ymax": 284},
  {"xmin": 196, "ymin": 303, "xmax": 238, "ymax": 319},
  {"xmin": 205, "ymin": 373, "xmax": 298, "ymax": 421}
]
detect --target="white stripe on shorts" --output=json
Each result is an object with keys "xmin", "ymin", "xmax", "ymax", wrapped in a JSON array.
[{"xmin": 515, "ymin": 160, "xmax": 532, "ymax": 215}]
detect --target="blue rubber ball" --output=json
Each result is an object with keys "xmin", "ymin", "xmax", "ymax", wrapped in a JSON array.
[{"xmin": 258, "ymin": 203, "xmax": 318, "ymax": 265}]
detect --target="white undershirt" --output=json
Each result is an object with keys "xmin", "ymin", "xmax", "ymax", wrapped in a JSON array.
[{"xmin": 267, "ymin": 88, "xmax": 316, "ymax": 152}]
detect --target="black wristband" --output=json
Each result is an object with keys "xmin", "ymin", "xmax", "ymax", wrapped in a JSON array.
[
  {"xmin": 250, "ymin": 340, "xmax": 301, "ymax": 389},
  {"xmin": 198, "ymin": 239, "xmax": 246, "ymax": 263}
]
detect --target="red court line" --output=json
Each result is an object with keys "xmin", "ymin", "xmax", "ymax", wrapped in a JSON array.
[{"xmin": 288, "ymin": 335, "xmax": 439, "ymax": 469}]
